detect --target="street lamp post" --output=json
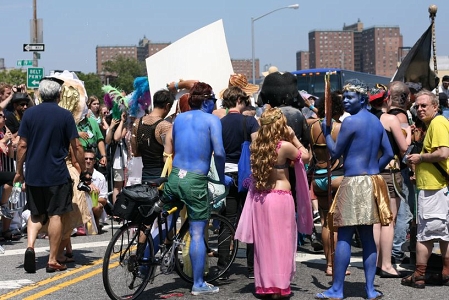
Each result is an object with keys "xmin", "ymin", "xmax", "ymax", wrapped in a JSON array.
[{"xmin": 251, "ymin": 4, "xmax": 299, "ymax": 84}]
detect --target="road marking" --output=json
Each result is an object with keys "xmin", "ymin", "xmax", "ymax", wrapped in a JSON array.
[
  {"xmin": 0, "ymin": 280, "xmax": 34, "ymax": 289},
  {"xmin": 0, "ymin": 258, "xmax": 105, "ymax": 299},
  {"xmin": 22, "ymin": 262, "xmax": 119, "ymax": 300},
  {"xmin": 0, "ymin": 241, "xmax": 110, "ymax": 257}
]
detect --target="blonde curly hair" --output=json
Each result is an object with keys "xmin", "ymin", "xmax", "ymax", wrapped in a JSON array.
[{"xmin": 251, "ymin": 108, "xmax": 292, "ymax": 190}]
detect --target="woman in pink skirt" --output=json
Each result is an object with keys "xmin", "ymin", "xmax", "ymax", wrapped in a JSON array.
[{"xmin": 235, "ymin": 108, "xmax": 311, "ymax": 299}]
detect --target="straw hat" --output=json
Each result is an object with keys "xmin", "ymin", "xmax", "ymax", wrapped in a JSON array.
[{"xmin": 218, "ymin": 73, "xmax": 260, "ymax": 99}]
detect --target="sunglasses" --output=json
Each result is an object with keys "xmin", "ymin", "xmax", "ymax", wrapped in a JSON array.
[
  {"xmin": 0, "ymin": 114, "xmax": 4, "ymax": 118},
  {"xmin": 84, "ymin": 157, "xmax": 95, "ymax": 161},
  {"xmin": 18, "ymin": 102, "xmax": 28, "ymax": 107},
  {"xmin": 204, "ymin": 94, "xmax": 217, "ymax": 103}
]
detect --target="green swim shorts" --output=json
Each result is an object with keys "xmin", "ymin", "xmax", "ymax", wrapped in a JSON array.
[{"xmin": 163, "ymin": 167, "xmax": 210, "ymax": 221}]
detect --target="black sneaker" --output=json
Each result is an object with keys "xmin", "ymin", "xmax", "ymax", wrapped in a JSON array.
[
  {"xmin": 313, "ymin": 212, "xmax": 320, "ymax": 223},
  {"xmin": 24, "ymin": 247, "xmax": 36, "ymax": 273},
  {"xmin": 247, "ymin": 267, "xmax": 254, "ymax": 279}
]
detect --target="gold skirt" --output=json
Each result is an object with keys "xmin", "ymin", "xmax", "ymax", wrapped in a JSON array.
[{"xmin": 328, "ymin": 175, "xmax": 392, "ymax": 230}]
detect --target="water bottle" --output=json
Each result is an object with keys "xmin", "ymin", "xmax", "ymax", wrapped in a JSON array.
[{"xmin": 9, "ymin": 182, "xmax": 22, "ymax": 204}]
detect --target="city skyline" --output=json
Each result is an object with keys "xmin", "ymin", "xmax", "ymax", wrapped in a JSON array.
[{"xmin": 0, "ymin": 0, "xmax": 448, "ymax": 76}]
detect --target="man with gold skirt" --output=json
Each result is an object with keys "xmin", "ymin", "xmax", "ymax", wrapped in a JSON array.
[{"xmin": 315, "ymin": 80, "xmax": 393, "ymax": 300}]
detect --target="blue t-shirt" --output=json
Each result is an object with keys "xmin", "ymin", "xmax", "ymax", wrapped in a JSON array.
[
  {"xmin": 221, "ymin": 113, "xmax": 259, "ymax": 164},
  {"xmin": 18, "ymin": 102, "xmax": 79, "ymax": 186}
]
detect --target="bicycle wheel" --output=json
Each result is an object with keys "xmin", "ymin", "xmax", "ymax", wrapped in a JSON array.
[
  {"xmin": 175, "ymin": 213, "xmax": 238, "ymax": 283},
  {"xmin": 102, "ymin": 222, "xmax": 155, "ymax": 300}
]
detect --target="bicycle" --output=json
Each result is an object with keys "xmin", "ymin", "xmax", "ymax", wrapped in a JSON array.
[{"xmin": 102, "ymin": 177, "xmax": 238, "ymax": 300}]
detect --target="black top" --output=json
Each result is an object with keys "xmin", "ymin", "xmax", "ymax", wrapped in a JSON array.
[{"xmin": 137, "ymin": 118, "xmax": 165, "ymax": 178}]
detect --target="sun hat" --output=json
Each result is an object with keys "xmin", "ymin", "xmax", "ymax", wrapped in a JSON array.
[{"xmin": 262, "ymin": 66, "xmax": 279, "ymax": 77}]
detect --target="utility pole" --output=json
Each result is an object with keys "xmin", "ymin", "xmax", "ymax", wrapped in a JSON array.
[{"xmin": 33, "ymin": 0, "xmax": 38, "ymax": 67}]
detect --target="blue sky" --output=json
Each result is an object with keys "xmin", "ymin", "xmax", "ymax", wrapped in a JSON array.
[{"xmin": 1, "ymin": 0, "xmax": 448, "ymax": 75}]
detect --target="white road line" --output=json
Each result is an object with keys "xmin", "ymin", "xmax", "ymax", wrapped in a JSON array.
[
  {"xmin": 0, "ymin": 241, "xmax": 110, "ymax": 257},
  {"xmin": 0, "ymin": 279, "xmax": 34, "ymax": 289}
]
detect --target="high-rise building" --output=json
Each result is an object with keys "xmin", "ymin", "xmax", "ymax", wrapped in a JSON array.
[
  {"xmin": 231, "ymin": 59, "xmax": 259, "ymax": 81},
  {"xmin": 96, "ymin": 36, "xmax": 171, "ymax": 74},
  {"xmin": 300, "ymin": 20, "xmax": 402, "ymax": 77},
  {"xmin": 361, "ymin": 26, "xmax": 402, "ymax": 77},
  {"xmin": 296, "ymin": 51, "xmax": 310, "ymax": 70},
  {"xmin": 96, "ymin": 37, "xmax": 259, "ymax": 81}
]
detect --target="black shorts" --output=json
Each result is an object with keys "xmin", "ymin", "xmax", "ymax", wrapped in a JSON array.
[{"xmin": 25, "ymin": 178, "xmax": 74, "ymax": 216}]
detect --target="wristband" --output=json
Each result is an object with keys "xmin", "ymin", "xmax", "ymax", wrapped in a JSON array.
[
  {"xmin": 174, "ymin": 82, "xmax": 179, "ymax": 90},
  {"xmin": 309, "ymin": 105, "xmax": 315, "ymax": 110},
  {"xmin": 419, "ymin": 154, "xmax": 423, "ymax": 163}
]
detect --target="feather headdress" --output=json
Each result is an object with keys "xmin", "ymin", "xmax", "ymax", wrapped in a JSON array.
[
  {"xmin": 102, "ymin": 85, "xmax": 128, "ymax": 119},
  {"xmin": 128, "ymin": 77, "xmax": 151, "ymax": 117}
]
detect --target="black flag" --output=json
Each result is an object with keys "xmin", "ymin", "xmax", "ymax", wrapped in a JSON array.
[{"xmin": 392, "ymin": 24, "xmax": 435, "ymax": 91}]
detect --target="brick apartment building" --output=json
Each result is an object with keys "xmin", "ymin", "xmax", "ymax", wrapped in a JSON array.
[
  {"xmin": 296, "ymin": 20, "xmax": 403, "ymax": 77},
  {"xmin": 96, "ymin": 37, "xmax": 260, "ymax": 81},
  {"xmin": 96, "ymin": 36, "xmax": 171, "ymax": 75}
]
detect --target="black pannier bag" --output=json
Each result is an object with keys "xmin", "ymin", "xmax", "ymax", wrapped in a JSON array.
[{"xmin": 113, "ymin": 184, "xmax": 159, "ymax": 222}]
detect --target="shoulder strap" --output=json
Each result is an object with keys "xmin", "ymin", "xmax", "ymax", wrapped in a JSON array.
[
  {"xmin": 423, "ymin": 148, "xmax": 449, "ymax": 180},
  {"xmin": 242, "ymin": 116, "xmax": 249, "ymax": 141}
]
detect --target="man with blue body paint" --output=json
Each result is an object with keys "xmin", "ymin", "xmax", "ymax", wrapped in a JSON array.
[
  {"xmin": 162, "ymin": 82, "xmax": 228, "ymax": 295},
  {"xmin": 316, "ymin": 80, "xmax": 393, "ymax": 300}
]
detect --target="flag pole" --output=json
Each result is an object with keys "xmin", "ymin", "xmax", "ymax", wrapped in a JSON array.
[{"xmin": 429, "ymin": 5, "xmax": 438, "ymax": 95}]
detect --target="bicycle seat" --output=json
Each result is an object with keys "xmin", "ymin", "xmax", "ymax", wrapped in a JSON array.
[{"xmin": 143, "ymin": 177, "xmax": 168, "ymax": 187}]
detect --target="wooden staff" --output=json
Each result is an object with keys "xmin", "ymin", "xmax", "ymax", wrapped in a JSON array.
[{"xmin": 324, "ymin": 71, "xmax": 335, "ymax": 279}]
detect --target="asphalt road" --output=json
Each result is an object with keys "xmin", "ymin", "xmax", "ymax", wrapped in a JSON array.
[{"xmin": 0, "ymin": 222, "xmax": 447, "ymax": 300}]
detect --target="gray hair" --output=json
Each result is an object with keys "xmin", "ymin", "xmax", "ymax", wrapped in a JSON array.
[
  {"xmin": 39, "ymin": 79, "xmax": 61, "ymax": 102},
  {"xmin": 415, "ymin": 89, "xmax": 438, "ymax": 106}
]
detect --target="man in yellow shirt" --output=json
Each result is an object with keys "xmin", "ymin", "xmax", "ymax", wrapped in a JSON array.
[{"xmin": 404, "ymin": 90, "xmax": 449, "ymax": 288}]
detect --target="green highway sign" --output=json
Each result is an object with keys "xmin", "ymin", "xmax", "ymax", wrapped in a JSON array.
[
  {"xmin": 17, "ymin": 60, "xmax": 33, "ymax": 67},
  {"xmin": 27, "ymin": 67, "xmax": 44, "ymax": 89}
]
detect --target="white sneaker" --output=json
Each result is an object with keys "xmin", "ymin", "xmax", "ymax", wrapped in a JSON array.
[{"xmin": 191, "ymin": 282, "xmax": 219, "ymax": 295}]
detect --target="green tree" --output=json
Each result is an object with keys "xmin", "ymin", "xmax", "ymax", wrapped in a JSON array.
[
  {"xmin": 76, "ymin": 72, "xmax": 103, "ymax": 100},
  {"xmin": 102, "ymin": 55, "xmax": 146, "ymax": 93},
  {"xmin": 0, "ymin": 69, "xmax": 27, "ymax": 85}
]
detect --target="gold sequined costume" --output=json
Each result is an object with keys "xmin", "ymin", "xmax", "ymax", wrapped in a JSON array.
[{"xmin": 328, "ymin": 175, "xmax": 392, "ymax": 230}]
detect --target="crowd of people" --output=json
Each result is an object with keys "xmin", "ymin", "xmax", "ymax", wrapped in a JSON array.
[{"xmin": 0, "ymin": 69, "xmax": 449, "ymax": 298}]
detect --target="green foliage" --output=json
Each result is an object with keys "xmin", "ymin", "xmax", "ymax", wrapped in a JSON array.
[
  {"xmin": 102, "ymin": 55, "xmax": 146, "ymax": 94},
  {"xmin": 0, "ymin": 69, "xmax": 27, "ymax": 85},
  {"xmin": 76, "ymin": 72, "xmax": 103, "ymax": 100}
]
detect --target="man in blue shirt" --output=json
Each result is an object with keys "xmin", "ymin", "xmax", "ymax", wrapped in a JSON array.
[{"xmin": 14, "ymin": 77, "xmax": 88, "ymax": 273}]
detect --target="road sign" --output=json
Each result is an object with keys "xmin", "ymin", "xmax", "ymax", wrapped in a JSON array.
[
  {"xmin": 27, "ymin": 67, "xmax": 44, "ymax": 89},
  {"xmin": 16, "ymin": 60, "xmax": 33, "ymax": 67},
  {"xmin": 23, "ymin": 43, "xmax": 45, "ymax": 52}
]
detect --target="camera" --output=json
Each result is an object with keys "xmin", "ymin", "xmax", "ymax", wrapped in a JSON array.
[{"xmin": 77, "ymin": 181, "xmax": 91, "ymax": 193}]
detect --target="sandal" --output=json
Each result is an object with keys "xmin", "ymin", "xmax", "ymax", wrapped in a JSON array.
[
  {"xmin": 442, "ymin": 274, "xmax": 449, "ymax": 286},
  {"xmin": 65, "ymin": 252, "xmax": 74, "ymax": 259},
  {"xmin": 46, "ymin": 262, "xmax": 67, "ymax": 273},
  {"xmin": 401, "ymin": 273, "xmax": 425, "ymax": 289},
  {"xmin": 57, "ymin": 256, "xmax": 75, "ymax": 264}
]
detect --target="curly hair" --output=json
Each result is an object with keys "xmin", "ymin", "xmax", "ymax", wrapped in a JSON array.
[
  {"xmin": 250, "ymin": 108, "xmax": 292, "ymax": 190},
  {"xmin": 316, "ymin": 91, "xmax": 344, "ymax": 119}
]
